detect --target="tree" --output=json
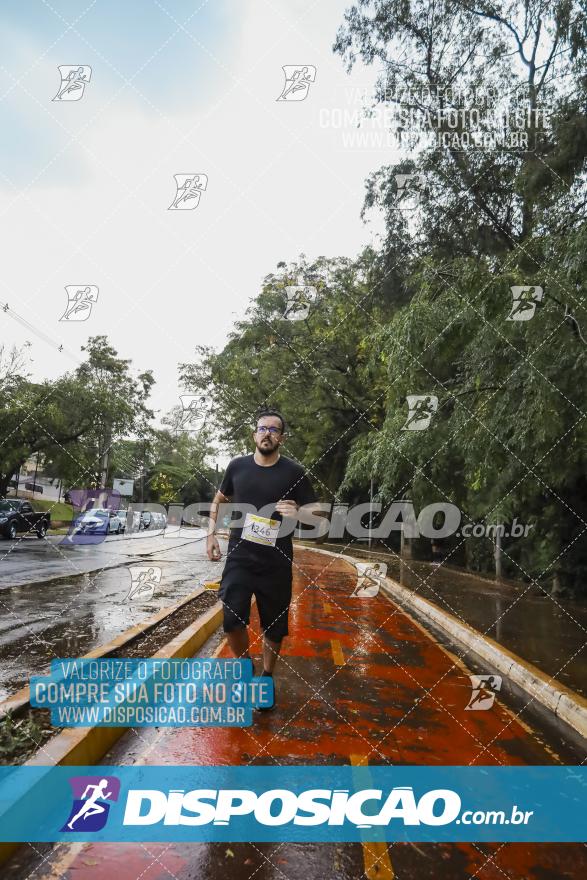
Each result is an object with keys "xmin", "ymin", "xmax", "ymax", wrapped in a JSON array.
[
  {"xmin": 178, "ymin": 252, "xmax": 401, "ymax": 494},
  {"xmin": 143, "ymin": 427, "xmax": 216, "ymax": 506},
  {"xmin": 333, "ymin": 1, "xmax": 587, "ymax": 592},
  {"xmin": 0, "ymin": 338, "xmax": 155, "ymax": 498},
  {"xmin": 335, "ymin": 0, "xmax": 587, "ymax": 261}
]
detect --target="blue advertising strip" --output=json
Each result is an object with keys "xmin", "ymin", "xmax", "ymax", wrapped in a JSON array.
[
  {"xmin": 29, "ymin": 658, "xmax": 273, "ymax": 726},
  {"xmin": 0, "ymin": 766, "xmax": 585, "ymax": 843}
]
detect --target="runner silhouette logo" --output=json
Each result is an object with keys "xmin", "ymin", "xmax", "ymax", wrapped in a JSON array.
[{"xmin": 61, "ymin": 775, "xmax": 120, "ymax": 832}]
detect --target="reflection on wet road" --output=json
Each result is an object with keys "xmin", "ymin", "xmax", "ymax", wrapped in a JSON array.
[
  {"xmin": 0, "ymin": 531, "xmax": 207, "ymax": 589},
  {"xmin": 0, "ymin": 535, "xmax": 225, "ymax": 701},
  {"xmin": 377, "ymin": 555, "xmax": 587, "ymax": 697}
]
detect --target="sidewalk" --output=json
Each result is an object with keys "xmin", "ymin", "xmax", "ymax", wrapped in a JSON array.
[{"xmin": 8, "ymin": 547, "xmax": 587, "ymax": 880}]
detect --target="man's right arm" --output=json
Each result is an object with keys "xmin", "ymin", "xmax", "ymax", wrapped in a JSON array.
[{"xmin": 206, "ymin": 489, "xmax": 230, "ymax": 561}]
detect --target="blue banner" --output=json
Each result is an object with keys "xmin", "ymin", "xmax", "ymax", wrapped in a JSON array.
[
  {"xmin": 0, "ymin": 766, "xmax": 585, "ymax": 842},
  {"xmin": 30, "ymin": 658, "xmax": 273, "ymax": 726}
]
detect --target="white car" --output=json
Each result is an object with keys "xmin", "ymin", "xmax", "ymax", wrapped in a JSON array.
[
  {"xmin": 151, "ymin": 512, "xmax": 167, "ymax": 531},
  {"xmin": 72, "ymin": 508, "xmax": 126, "ymax": 536}
]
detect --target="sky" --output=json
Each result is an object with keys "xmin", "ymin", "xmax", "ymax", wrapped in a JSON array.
[{"xmin": 0, "ymin": 0, "xmax": 401, "ymax": 442}]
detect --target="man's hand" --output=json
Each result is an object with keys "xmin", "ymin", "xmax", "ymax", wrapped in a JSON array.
[
  {"xmin": 275, "ymin": 499, "xmax": 299, "ymax": 519},
  {"xmin": 207, "ymin": 534, "xmax": 222, "ymax": 561}
]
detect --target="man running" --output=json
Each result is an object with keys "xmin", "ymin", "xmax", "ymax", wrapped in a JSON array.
[{"xmin": 206, "ymin": 409, "xmax": 317, "ymax": 710}]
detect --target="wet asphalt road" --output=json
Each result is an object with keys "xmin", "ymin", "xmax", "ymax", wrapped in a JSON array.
[
  {"xmin": 0, "ymin": 531, "xmax": 226, "ymax": 701},
  {"xmin": 314, "ymin": 545, "xmax": 587, "ymax": 699},
  {"xmin": 383, "ymin": 557, "xmax": 587, "ymax": 698},
  {"xmin": 0, "ymin": 530, "xmax": 209, "ymax": 589},
  {"xmin": 5, "ymin": 548, "xmax": 586, "ymax": 880}
]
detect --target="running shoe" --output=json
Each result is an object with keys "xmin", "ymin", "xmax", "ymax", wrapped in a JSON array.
[
  {"xmin": 256, "ymin": 672, "xmax": 275, "ymax": 711},
  {"xmin": 232, "ymin": 658, "xmax": 256, "ymax": 703}
]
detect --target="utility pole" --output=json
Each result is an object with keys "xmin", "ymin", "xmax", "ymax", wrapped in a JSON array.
[
  {"xmin": 99, "ymin": 429, "xmax": 111, "ymax": 490},
  {"xmin": 368, "ymin": 474, "xmax": 374, "ymax": 550},
  {"xmin": 400, "ymin": 493, "xmax": 411, "ymax": 558},
  {"xmin": 140, "ymin": 437, "xmax": 147, "ymax": 503},
  {"xmin": 33, "ymin": 452, "xmax": 40, "ymax": 496},
  {"xmin": 494, "ymin": 522, "xmax": 503, "ymax": 580}
]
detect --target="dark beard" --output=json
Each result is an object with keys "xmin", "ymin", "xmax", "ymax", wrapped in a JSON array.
[{"xmin": 257, "ymin": 441, "xmax": 275, "ymax": 456}]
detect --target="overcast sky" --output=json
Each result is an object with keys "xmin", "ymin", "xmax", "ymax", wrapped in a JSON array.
[{"xmin": 0, "ymin": 0, "xmax": 401, "ymax": 437}]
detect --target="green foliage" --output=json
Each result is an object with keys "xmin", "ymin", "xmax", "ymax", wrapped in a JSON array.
[
  {"xmin": 179, "ymin": 252, "xmax": 399, "ymax": 495},
  {"xmin": 176, "ymin": 1, "xmax": 587, "ymax": 595},
  {"xmin": 0, "ymin": 712, "xmax": 43, "ymax": 763},
  {"xmin": 0, "ymin": 337, "xmax": 155, "ymax": 498},
  {"xmin": 332, "ymin": 1, "xmax": 587, "ymax": 592}
]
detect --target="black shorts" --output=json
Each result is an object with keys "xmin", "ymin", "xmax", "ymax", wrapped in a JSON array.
[{"xmin": 219, "ymin": 557, "xmax": 292, "ymax": 642}]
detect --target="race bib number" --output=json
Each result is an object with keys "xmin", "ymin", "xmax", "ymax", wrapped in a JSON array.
[{"xmin": 241, "ymin": 512, "xmax": 280, "ymax": 547}]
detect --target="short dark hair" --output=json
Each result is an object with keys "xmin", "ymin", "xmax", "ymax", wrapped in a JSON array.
[{"xmin": 255, "ymin": 408, "xmax": 286, "ymax": 434}]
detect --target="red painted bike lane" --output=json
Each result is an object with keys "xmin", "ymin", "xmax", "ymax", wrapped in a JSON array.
[{"xmin": 11, "ymin": 547, "xmax": 587, "ymax": 880}]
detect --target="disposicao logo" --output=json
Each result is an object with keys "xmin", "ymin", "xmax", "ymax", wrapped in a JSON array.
[
  {"xmin": 61, "ymin": 775, "xmax": 120, "ymax": 832},
  {"xmin": 121, "ymin": 786, "xmax": 462, "ymax": 828}
]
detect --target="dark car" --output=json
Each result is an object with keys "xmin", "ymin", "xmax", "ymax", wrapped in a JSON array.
[
  {"xmin": 139, "ymin": 511, "xmax": 152, "ymax": 530},
  {"xmin": 0, "ymin": 499, "xmax": 51, "ymax": 539},
  {"xmin": 24, "ymin": 482, "xmax": 44, "ymax": 494}
]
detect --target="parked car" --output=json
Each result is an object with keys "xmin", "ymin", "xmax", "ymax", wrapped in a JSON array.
[
  {"xmin": 125, "ymin": 509, "xmax": 141, "ymax": 534},
  {"xmin": 109, "ymin": 509, "xmax": 127, "ymax": 534},
  {"xmin": 24, "ymin": 482, "xmax": 44, "ymax": 494},
  {"xmin": 0, "ymin": 499, "xmax": 51, "ymax": 539},
  {"xmin": 150, "ymin": 512, "xmax": 167, "ymax": 531},
  {"xmin": 71, "ymin": 508, "xmax": 125, "ymax": 536}
]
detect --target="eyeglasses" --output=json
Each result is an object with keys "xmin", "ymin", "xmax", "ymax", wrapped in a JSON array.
[{"xmin": 256, "ymin": 425, "xmax": 281, "ymax": 434}]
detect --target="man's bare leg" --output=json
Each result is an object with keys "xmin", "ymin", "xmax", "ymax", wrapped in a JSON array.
[
  {"xmin": 262, "ymin": 635, "xmax": 282, "ymax": 674},
  {"xmin": 226, "ymin": 626, "xmax": 250, "ymax": 659}
]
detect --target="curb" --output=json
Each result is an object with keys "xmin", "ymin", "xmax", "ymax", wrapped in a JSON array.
[
  {"xmin": 0, "ymin": 598, "xmax": 223, "ymax": 866},
  {"xmin": 24, "ymin": 600, "xmax": 222, "ymax": 768},
  {"xmin": 0, "ymin": 583, "xmax": 211, "ymax": 721},
  {"xmin": 307, "ymin": 546, "xmax": 587, "ymax": 740},
  {"xmin": 299, "ymin": 540, "xmax": 524, "ymax": 591}
]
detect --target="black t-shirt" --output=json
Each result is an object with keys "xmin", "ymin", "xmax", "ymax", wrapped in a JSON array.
[{"xmin": 218, "ymin": 454, "xmax": 317, "ymax": 568}]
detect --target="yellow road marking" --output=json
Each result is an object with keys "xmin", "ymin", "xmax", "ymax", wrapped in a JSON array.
[
  {"xmin": 363, "ymin": 841, "xmax": 394, "ymax": 879},
  {"xmin": 330, "ymin": 638, "xmax": 345, "ymax": 665},
  {"xmin": 350, "ymin": 754, "xmax": 394, "ymax": 879},
  {"xmin": 350, "ymin": 753, "xmax": 368, "ymax": 765}
]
